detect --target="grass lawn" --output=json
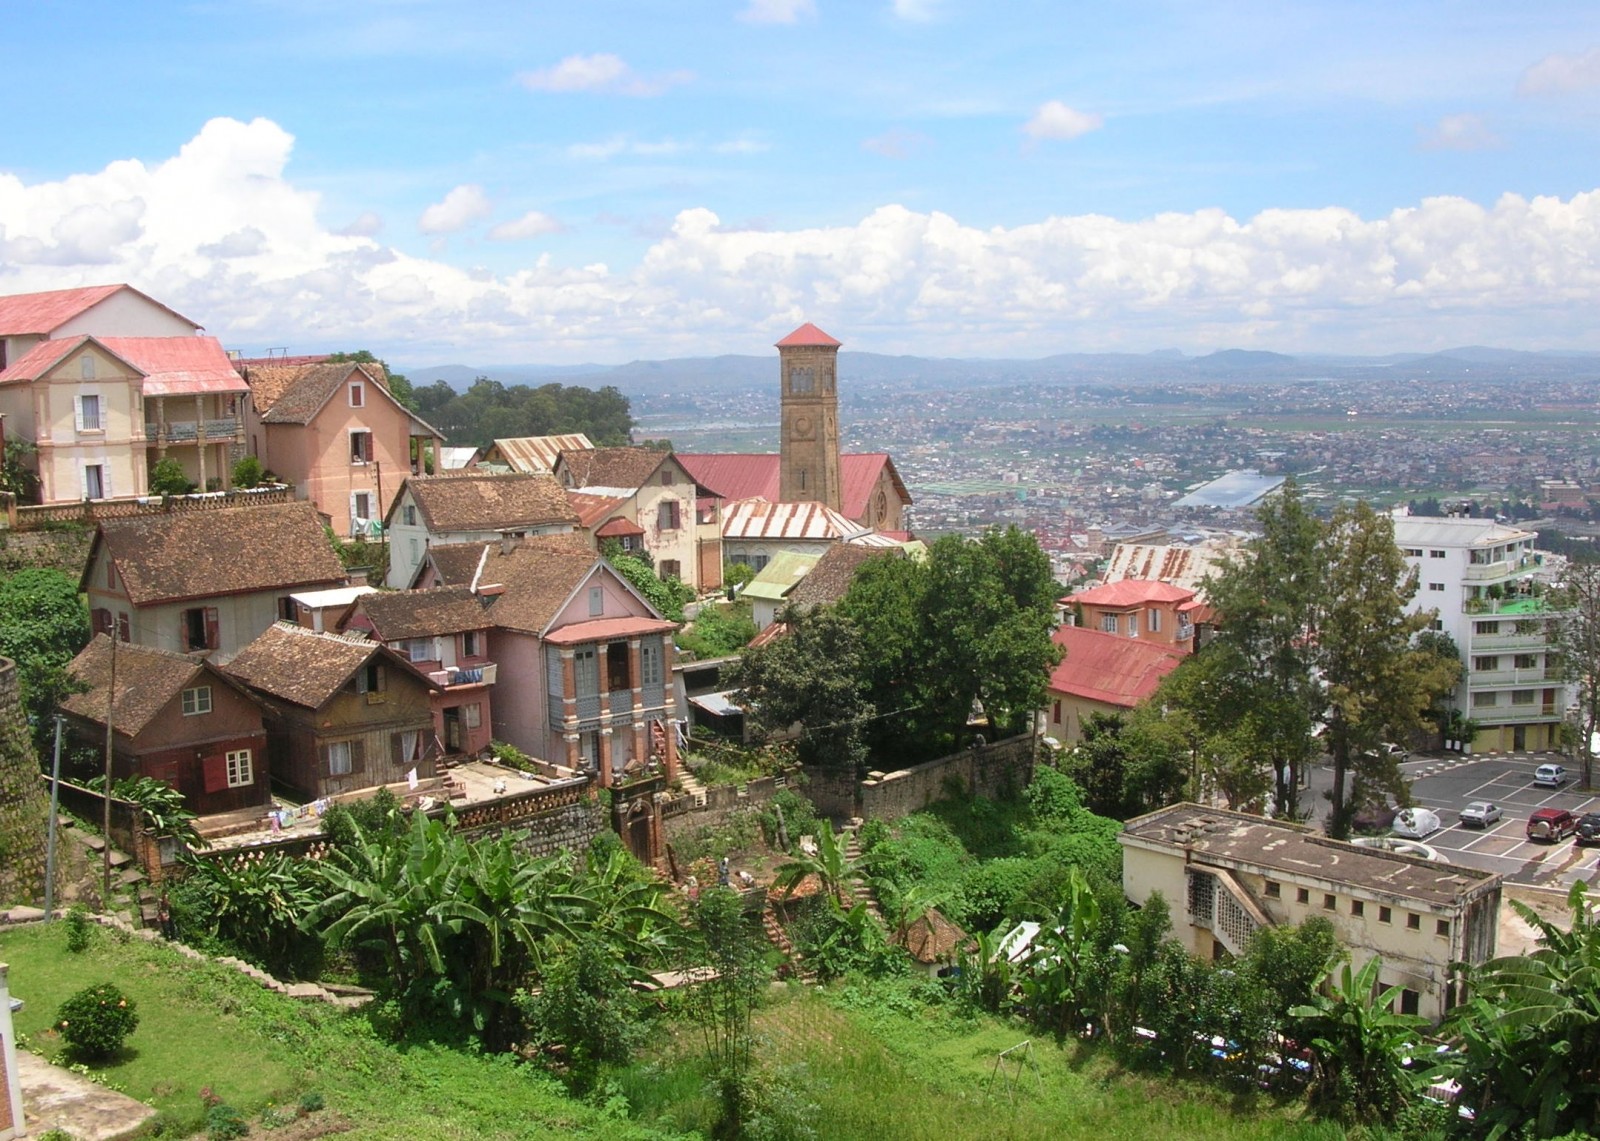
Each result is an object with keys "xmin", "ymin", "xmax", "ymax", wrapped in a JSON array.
[
  {"xmin": 613, "ymin": 981, "xmax": 1347, "ymax": 1141},
  {"xmin": 0, "ymin": 922, "xmax": 679, "ymax": 1139}
]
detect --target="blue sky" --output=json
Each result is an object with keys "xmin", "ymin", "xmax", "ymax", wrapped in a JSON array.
[{"xmin": 3, "ymin": 1, "xmax": 1600, "ymax": 363}]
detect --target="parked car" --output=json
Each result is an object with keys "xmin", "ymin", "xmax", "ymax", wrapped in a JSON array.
[
  {"xmin": 1534, "ymin": 763, "xmax": 1568, "ymax": 788},
  {"xmin": 1392, "ymin": 807, "xmax": 1442, "ymax": 839},
  {"xmin": 1575, "ymin": 812, "xmax": 1600, "ymax": 846},
  {"xmin": 1458, "ymin": 801, "xmax": 1503, "ymax": 828},
  {"xmin": 1526, "ymin": 807, "xmax": 1577, "ymax": 842}
]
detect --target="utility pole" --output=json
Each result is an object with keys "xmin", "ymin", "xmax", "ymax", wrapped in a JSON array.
[
  {"xmin": 43, "ymin": 715, "xmax": 63, "ymax": 919},
  {"xmin": 102, "ymin": 633, "xmax": 116, "ymax": 907}
]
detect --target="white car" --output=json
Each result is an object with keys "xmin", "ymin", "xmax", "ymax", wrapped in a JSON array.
[
  {"xmin": 1392, "ymin": 807, "xmax": 1443, "ymax": 839},
  {"xmin": 1534, "ymin": 764, "xmax": 1567, "ymax": 788},
  {"xmin": 1458, "ymin": 801, "xmax": 1503, "ymax": 828}
]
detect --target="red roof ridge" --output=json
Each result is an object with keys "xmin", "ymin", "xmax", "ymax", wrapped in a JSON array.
[{"xmin": 776, "ymin": 322, "xmax": 841, "ymax": 348}]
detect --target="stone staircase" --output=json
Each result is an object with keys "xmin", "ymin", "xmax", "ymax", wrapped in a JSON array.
[
  {"xmin": 676, "ymin": 764, "xmax": 710, "ymax": 806},
  {"xmin": 842, "ymin": 819, "xmax": 886, "ymax": 931}
]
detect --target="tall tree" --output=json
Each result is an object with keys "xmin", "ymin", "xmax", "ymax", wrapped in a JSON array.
[
  {"xmin": 1194, "ymin": 477, "xmax": 1326, "ymax": 817},
  {"xmin": 1319, "ymin": 502, "xmax": 1459, "ymax": 838},
  {"xmin": 1552, "ymin": 561, "xmax": 1600, "ymax": 789}
]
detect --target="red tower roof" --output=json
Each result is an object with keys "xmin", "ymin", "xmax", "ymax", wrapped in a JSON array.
[{"xmin": 775, "ymin": 322, "xmax": 841, "ymax": 348}]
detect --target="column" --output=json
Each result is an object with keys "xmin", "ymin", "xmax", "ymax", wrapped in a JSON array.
[{"xmin": 599, "ymin": 727, "xmax": 614, "ymax": 789}]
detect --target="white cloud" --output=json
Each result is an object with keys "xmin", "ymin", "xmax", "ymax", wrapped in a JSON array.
[
  {"xmin": 1023, "ymin": 101, "xmax": 1104, "ymax": 142},
  {"xmin": 891, "ymin": 0, "xmax": 938, "ymax": 21},
  {"xmin": 568, "ymin": 135, "xmax": 764, "ymax": 159},
  {"xmin": 418, "ymin": 185, "xmax": 492, "ymax": 234},
  {"xmin": 488, "ymin": 211, "xmax": 563, "ymax": 241},
  {"xmin": 199, "ymin": 227, "xmax": 268, "ymax": 258},
  {"xmin": 11, "ymin": 117, "xmax": 1600, "ymax": 361},
  {"xmin": 339, "ymin": 211, "xmax": 384, "ymax": 237},
  {"xmin": 1419, "ymin": 113, "xmax": 1502, "ymax": 152},
  {"xmin": 862, "ymin": 128, "xmax": 929, "ymax": 159},
  {"xmin": 738, "ymin": 0, "xmax": 815, "ymax": 24},
  {"xmin": 517, "ymin": 53, "xmax": 693, "ymax": 97},
  {"xmin": 1518, "ymin": 47, "xmax": 1600, "ymax": 96}
]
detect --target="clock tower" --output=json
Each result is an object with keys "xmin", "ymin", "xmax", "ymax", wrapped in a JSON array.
[{"xmin": 776, "ymin": 322, "xmax": 843, "ymax": 511}]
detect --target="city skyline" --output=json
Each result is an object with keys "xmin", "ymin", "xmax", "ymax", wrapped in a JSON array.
[{"xmin": 4, "ymin": 2, "xmax": 1600, "ymax": 363}]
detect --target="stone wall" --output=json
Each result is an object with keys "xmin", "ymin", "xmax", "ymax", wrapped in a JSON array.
[
  {"xmin": 0, "ymin": 658, "xmax": 53, "ymax": 907},
  {"xmin": 461, "ymin": 795, "xmax": 606, "ymax": 859},
  {"xmin": 660, "ymin": 771, "xmax": 796, "ymax": 842},
  {"xmin": 0, "ymin": 527, "xmax": 94, "ymax": 579},
  {"xmin": 803, "ymin": 734, "xmax": 1039, "ymax": 823}
]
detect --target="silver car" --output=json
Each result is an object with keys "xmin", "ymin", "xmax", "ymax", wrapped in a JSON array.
[{"xmin": 1458, "ymin": 801, "xmax": 1502, "ymax": 828}]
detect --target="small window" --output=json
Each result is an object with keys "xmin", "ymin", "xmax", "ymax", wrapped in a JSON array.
[
  {"xmin": 351, "ymin": 430, "xmax": 373, "ymax": 464},
  {"xmin": 1351, "ymin": 899, "xmax": 1365, "ymax": 918},
  {"xmin": 589, "ymin": 586, "xmax": 604, "ymax": 617},
  {"xmin": 1403, "ymin": 547, "xmax": 1422, "ymax": 557},
  {"xmin": 349, "ymin": 382, "xmax": 364, "ymax": 407},
  {"xmin": 1100, "ymin": 613, "xmax": 1118, "ymax": 634},
  {"xmin": 1427, "ymin": 582, "xmax": 1444, "ymax": 592},
  {"xmin": 1379, "ymin": 905, "xmax": 1392, "ymax": 924},
  {"xmin": 463, "ymin": 703, "xmax": 482, "ymax": 729},
  {"xmin": 278, "ymin": 596, "xmax": 296, "ymax": 622},
  {"xmin": 403, "ymin": 504, "xmax": 417, "ymax": 526},
  {"xmin": 225, "ymin": 749, "xmax": 253, "ymax": 787},
  {"xmin": 84, "ymin": 463, "xmax": 106, "ymax": 501},
  {"xmin": 1407, "ymin": 913, "xmax": 1421, "ymax": 931},
  {"xmin": 461, "ymin": 630, "xmax": 479, "ymax": 658},
  {"xmin": 327, "ymin": 740, "xmax": 353, "ymax": 776},
  {"xmin": 1296, "ymin": 887, "xmax": 1310, "ymax": 905},
  {"xmin": 1399, "ymin": 988, "xmax": 1420, "ymax": 1016},
  {"xmin": 356, "ymin": 660, "xmax": 386, "ymax": 697},
  {"xmin": 105, "ymin": 561, "xmax": 117, "ymax": 589},
  {"xmin": 400, "ymin": 637, "xmax": 434, "ymax": 662},
  {"xmin": 1514, "ymin": 653, "xmax": 1537, "ymax": 669},
  {"xmin": 117, "ymin": 612, "xmax": 130, "ymax": 643},
  {"xmin": 80, "ymin": 354, "xmax": 95, "ymax": 380},
  {"xmin": 1147, "ymin": 607, "xmax": 1161, "ymax": 632},
  {"xmin": 1429, "ymin": 549, "xmax": 1446, "ymax": 558},
  {"xmin": 78, "ymin": 394, "xmax": 102, "ymax": 432},
  {"xmin": 1473, "ymin": 655, "xmax": 1499, "ymax": 672},
  {"xmin": 181, "ymin": 607, "xmax": 218, "ymax": 652},
  {"xmin": 1052, "ymin": 699, "xmax": 1062, "ymax": 724},
  {"xmin": 182, "ymin": 686, "xmax": 212, "ymax": 716},
  {"xmin": 1323, "ymin": 893, "xmax": 1336, "ymax": 911},
  {"xmin": 641, "ymin": 640, "xmax": 663, "ymax": 687},
  {"xmin": 1264, "ymin": 880, "xmax": 1280, "ymax": 899},
  {"xmin": 1475, "ymin": 620, "xmax": 1499, "ymax": 635},
  {"xmin": 1436, "ymin": 919, "xmax": 1450, "ymax": 937},
  {"xmin": 661, "ymin": 470, "xmax": 672, "ymax": 486},
  {"xmin": 1472, "ymin": 691, "xmax": 1497, "ymax": 707},
  {"xmin": 657, "ymin": 500, "xmax": 681, "ymax": 530},
  {"xmin": 660, "ymin": 559, "xmax": 681, "ymax": 581},
  {"xmin": 1512, "ymin": 689, "xmax": 1536, "ymax": 705},
  {"xmin": 353, "ymin": 491, "xmax": 373, "ymax": 521}
]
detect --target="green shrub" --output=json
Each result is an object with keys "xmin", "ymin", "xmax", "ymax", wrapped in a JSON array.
[
  {"xmin": 55, "ymin": 982, "xmax": 139, "ymax": 1060},
  {"xmin": 149, "ymin": 457, "xmax": 195, "ymax": 496},
  {"xmin": 206, "ymin": 1103, "xmax": 249, "ymax": 1139},
  {"xmin": 64, "ymin": 904, "xmax": 92, "ymax": 953},
  {"xmin": 298, "ymin": 1091, "xmax": 326, "ymax": 1115},
  {"xmin": 231, "ymin": 455, "xmax": 265, "ymax": 489}
]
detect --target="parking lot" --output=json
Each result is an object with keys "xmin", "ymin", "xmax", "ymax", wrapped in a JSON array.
[{"xmin": 1399, "ymin": 754, "xmax": 1600, "ymax": 890}]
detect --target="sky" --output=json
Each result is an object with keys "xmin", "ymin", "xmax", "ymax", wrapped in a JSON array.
[{"xmin": 3, "ymin": 1, "xmax": 1600, "ymax": 365}]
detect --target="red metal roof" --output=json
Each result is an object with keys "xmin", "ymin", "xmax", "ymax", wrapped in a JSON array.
[
  {"xmin": 1063, "ymin": 579, "xmax": 1196, "ymax": 609},
  {"xmin": 1048, "ymin": 625, "xmax": 1185, "ymax": 708},
  {"xmin": 595, "ymin": 516, "xmax": 645, "ymax": 538},
  {"xmin": 541, "ymin": 615, "xmax": 678, "ymax": 646},
  {"xmin": 567, "ymin": 491, "xmax": 628, "ymax": 530},
  {"xmin": 0, "ymin": 284, "xmax": 199, "ymax": 336},
  {"xmin": 678, "ymin": 452, "xmax": 909, "ymax": 521},
  {"xmin": 0, "ymin": 334, "xmax": 246, "ymax": 395},
  {"xmin": 775, "ymin": 322, "xmax": 841, "ymax": 348}
]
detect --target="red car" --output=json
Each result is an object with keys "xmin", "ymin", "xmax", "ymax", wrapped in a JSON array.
[{"xmin": 1526, "ymin": 808, "xmax": 1577, "ymax": 842}]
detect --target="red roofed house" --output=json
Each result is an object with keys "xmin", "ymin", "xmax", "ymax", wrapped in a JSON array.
[
  {"xmin": 1043, "ymin": 625, "xmax": 1186, "ymax": 746},
  {"xmin": 0, "ymin": 335, "xmax": 249, "ymax": 504},
  {"xmin": 1062, "ymin": 579, "xmax": 1202, "ymax": 652},
  {"xmin": 0, "ymin": 284, "xmax": 199, "ymax": 372},
  {"xmin": 235, "ymin": 357, "xmax": 444, "ymax": 539}
]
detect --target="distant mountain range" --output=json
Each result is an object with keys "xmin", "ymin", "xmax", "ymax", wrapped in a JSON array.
[{"xmin": 400, "ymin": 345, "xmax": 1600, "ymax": 397}]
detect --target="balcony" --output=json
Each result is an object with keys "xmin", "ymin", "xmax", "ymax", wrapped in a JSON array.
[
  {"xmin": 1462, "ymin": 595, "xmax": 1553, "ymax": 617},
  {"xmin": 1468, "ymin": 667, "xmax": 1562, "ymax": 688},
  {"xmin": 1463, "ymin": 553, "xmax": 1540, "ymax": 583},
  {"xmin": 427, "ymin": 662, "xmax": 497, "ymax": 688},
  {"xmin": 144, "ymin": 418, "xmax": 242, "ymax": 444},
  {"xmin": 1471, "ymin": 703, "xmax": 1562, "ymax": 724}
]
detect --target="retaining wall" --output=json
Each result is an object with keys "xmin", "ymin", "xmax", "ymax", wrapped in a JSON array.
[{"xmin": 802, "ymin": 734, "xmax": 1039, "ymax": 822}]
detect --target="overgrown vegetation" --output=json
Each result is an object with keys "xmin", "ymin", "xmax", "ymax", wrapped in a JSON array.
[
  {"xmin": 0, "ymin": 566, "xmax": 90, "ymax": 748},
  {"xmin": 677, "ymin": 599, "xmax": 757, "ymax": 659},
  {"xmin": 411, "ymin": 375, "xmax": 633, "ymax": 448}
]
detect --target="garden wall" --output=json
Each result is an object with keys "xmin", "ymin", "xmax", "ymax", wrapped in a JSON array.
[
  {"xmin": 659, "ymin": 771, "xmax": 794, "ymax": 842},
  {"xmin": 803, "ymin": 734, "xmax": 1039, "ymax": 822}
]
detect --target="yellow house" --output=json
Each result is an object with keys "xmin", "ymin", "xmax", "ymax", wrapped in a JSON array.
[{"xmin": 1119, "ymin": 804, "xmax": 1502, "ymax": 1022}]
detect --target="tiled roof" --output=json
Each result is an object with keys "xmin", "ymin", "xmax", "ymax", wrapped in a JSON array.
[
  {"xmin": 0, "ymin": 335, "xmax": 247, "ymax": 396},
  {"xmin": 92, "ymin": 501, "xmax": 346, "ymax": 606},
  {"xmin": 775, "ymin": 322, "xmax": 841, "ymax": 348},
  {"xmin": 225, "ymin": 622, "xmax": 391, "ymax": 708},
  {"xmin": 0, "ymin": 284, "xmax": 198, "ymax": 336},
  {"xmin": 788, "ymin": 544, "xmax": 899, "ymax": 608},
  {"xmin": 248, "ymin": 362, "xmax": 400, "ymax": 424},
  {"xmin": 488, "ymin": 434, "xmax": 593, "ymax": 474},
  {"xmin": 350, "ymin": 586, "xmax": 489, "ymax": 642},
  {"xmin": 471, "ymin": 541, "xmax": 606, "ymax": 635},
  {"xmin": 1047, "ymin": 625, "xmax": 1184, "ymax": 708},
  {"xmin": 557, "ymin": 446, "xmax": 669, "ymax": 491},
  {"xmin": 423, "ymin": 543, "xmax": 496, "ymax": 588},
  {"xmin": 722, "ymin": 498, "xmax": 867, "ymax": 542},
  {"xmin": 1064, "ymin": 579, "xmax": 1196, "ymax": 609},
  {"xmin": 569, "ymin": 492, "xmax": 628, "ymax": 530},
  {"xmin": 61, "ymin": 635, "xmax": 215, "ymax": 737},
  {"xmin": 403, "ymin": 472, "xmax": 580, "ymax": 533},
  {"xmin": 677, "ymin": 453, "xmax": 911, "ymax": 520}
]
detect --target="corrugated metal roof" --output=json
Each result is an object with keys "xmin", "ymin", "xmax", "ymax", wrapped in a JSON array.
[
  {"xmin": 1048, "ymin": 625, "xmax": 1184, "ymax": 708},
  {"xmin": 1103, "ymin": 543, "xmax": 1235, "ymax": 595},
  {"xmin": 1391, "ymin": 516, "xmax": 1537, "ymax": 548},
  {"xmin": 0, "ymin": 284, "xmax": 199, "ymax": 336},
  {"xmin": 1065, "ymin": 579, "xmax": 1196, "ymax": 609},
  {"xmin": 742, "ymin": 551, "xmax": 821, "ymax": 601},
  {"xmin": 722, "ymin": 498, "xmax": 867, "ymax": 542},
  {"xmin": 0, "ymin": 334, "xmax": 247, "ymax": 395},
  {"xmin": 488, "ymin": 434, "xmax": 593, "ymax": 474},
  {"xmin": 678, "ymin": 452, "xmax": 911, "ymax": 521}
]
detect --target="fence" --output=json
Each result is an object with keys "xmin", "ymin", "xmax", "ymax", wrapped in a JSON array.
[{"xmin": 2, "ymin": 485, "xmax": 293, "ymax": 531}]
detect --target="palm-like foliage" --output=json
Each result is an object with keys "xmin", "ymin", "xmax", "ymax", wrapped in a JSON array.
[
  {"xmin": 1289, "ymin": 955, "xmax": 1429, "ymax": 1124},
  {"xmin": 1448, "ymin": 882, "xmax": 1600, "ymax": 1139},
  {"xmin": 771, "ymin": 824, "xmax": 857, "ymax": 904},
  {"xmin": 1018, "ymin": 866, "xmax": 1103, "ymax": 1039}
]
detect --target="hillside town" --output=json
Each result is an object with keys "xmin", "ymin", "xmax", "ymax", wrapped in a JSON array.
[{"xmin": 0, "ymin": 282, "xmax": 1597, "ymax": 1141}]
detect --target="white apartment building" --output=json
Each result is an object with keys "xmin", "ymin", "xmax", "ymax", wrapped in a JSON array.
[{"xmin": 1392, "ymin": 514, "xmax": 1567, "ymax": 753}]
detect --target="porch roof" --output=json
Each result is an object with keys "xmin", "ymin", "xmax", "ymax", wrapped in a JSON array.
[{"xmin": 540, "ymin": 615, "xmax": 678, "ymax": 646}]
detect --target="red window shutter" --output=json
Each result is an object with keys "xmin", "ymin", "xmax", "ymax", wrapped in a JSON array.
[
  {"xmin": 362, "ymin": 433, "xmax": 374, "ymax": 462},
  {"xmin": 204, "ymin": 607, "xmax": 220, "ymax": 650},
  {"xmin": 91, "ymin": 608, "xmax": 112, "ymax": 635},
  {"xmin": 202, "ymin": 754, "xmax": 228, "ymax": 793},
  {"xmin": 117, "ymin": 613, "xmax": 130, "ymax": 643}
]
